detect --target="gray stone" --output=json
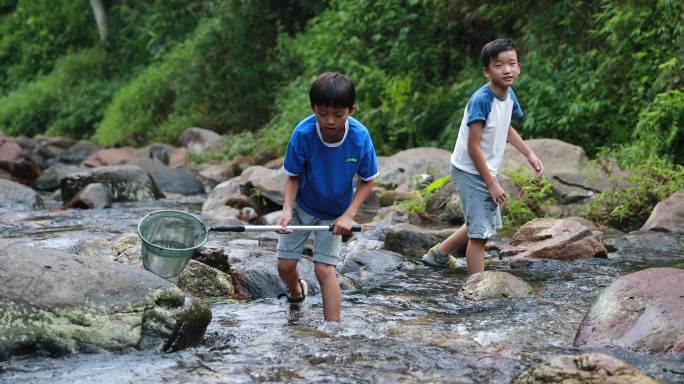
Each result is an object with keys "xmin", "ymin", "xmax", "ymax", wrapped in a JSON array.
[
  {"xmin": 513, "ymin": 353, "xmax": 658, "ymax": 384},
  {"xmin": 376, "ymin": 147, "xmax": 451, "ymax": 188},
  {"xmin": 0, "ymin": 179, "xmax": 43, "ymax": 210},
  {"xmin": 61, "ymin": 165, "xmax": 164, "ymax": 203},
  {"xmin": 173, "ymin": 260, "xmax": 234, "ymax": 298},
  {"xmin": 179, "ymin": 127, "xmax": 223, "ymax": 155},
  {"xmin": 56, "ymin": 140, "xmax": 99, "ymax": 165},
  {"xmin": 461, "ymin": 271, "xmax": 533, "ymax": 300},
  {"xmin": 239, "ymin": 166, "xmax": 287, "ymax": 206},
  {"xmin": 32, "ymin": 163, "xmax": 80, "ymax": 192},
  {"xmin": 0, "ymin": 243, "xmax": 211, "ymax": 358},
  {"xmin": 64, "ymin": 183, "xmax": 112, "ymax": 209},
  {"xmin": 384, "ymin": 223, "xmax": 457, "ymax": 258}
]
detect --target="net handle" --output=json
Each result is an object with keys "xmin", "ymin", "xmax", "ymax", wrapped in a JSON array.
[{"xmin": 210, "ymin": 224, "xmax": 362, "ymax": 232}]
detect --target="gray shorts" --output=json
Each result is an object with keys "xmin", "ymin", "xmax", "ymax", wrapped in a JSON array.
[
  {"xmin": 276, "ymin": 205, "xmax": 342, "ymax": 266},
  {"xmin": 451, "ymin": 165, "xmax": 502, "ymax": 240}
]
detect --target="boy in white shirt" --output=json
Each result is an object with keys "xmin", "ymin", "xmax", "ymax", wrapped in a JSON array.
[{"xmin": 422, "ymin": 39, "xmax": 543, "ymax": 274}]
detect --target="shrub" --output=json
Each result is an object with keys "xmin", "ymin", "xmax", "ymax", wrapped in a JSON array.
[{"xmin": 502, "ymin": 169, "xmax": 555, "ymax": 230}]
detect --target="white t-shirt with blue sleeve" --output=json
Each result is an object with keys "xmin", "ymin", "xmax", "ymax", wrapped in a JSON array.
[
  {"xmin": 451, "ymin": 84, "xmax": 523, "ymax": 176},
  {"xmin": 283, "ymin": 114, "xmax": 379, "ymax": 219}
]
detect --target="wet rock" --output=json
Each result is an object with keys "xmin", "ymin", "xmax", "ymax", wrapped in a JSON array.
[
  {"xmin": 64, "ymin": 183, "xmax": 112, "ymax": 209},
  {"xmin": 111, "ymin": 233, "xmax": 143, "ymax": 267},
  {"xmin": 61, "ymin": 165, "xmax": 164, "ymax": 203},
  {"xmin": 179, "ymin": 127, "xmax": 223, "ymax": 154},
  {"xmin": 513, "ymin": 353, "xmax": 658, "ymax": 384},
  {"xmin": 376, "ymin": 147, "xmax": 451, "ymax": 188},
  {"xmin": 173, "ymin": 260, "xmax": 234, "ymax": 298},
  {"xmin": 640, "ymin": 191, "xmax": 684, "ymax": 233},
  {"xmin": 131, "ymin": 159, "xmax": 205, "ymax": 195},
  {"xmin": 461, "ymin": 271, "xmax": 533, "ymax": 300},
  {"xmin": 254, "ymin": 148, "xmax": 278, "ymax": 165},
  {"xmin": 75, "ymin": 237, "xmax": 112, "ymax": 258},
  {"xmin": 0, "ymin": 243, "xmax": 211, "ymax": 359},
  {"xmin": 383, "ymin": 223, "xmax": 456, "ymax": 258},
  {"xmin": 0, "ymin": 136, "xmax": 41, "ymax": 185},
  {"xmin": 573, "ymin": 267, "xmax": 684, "ymax": 354},
  {"xmin": 134, "ymin": 143, "xmax": 175, "ymax": 165},
  {"xmin": 32, "ymin": 163, "xmax": 80, "ymax": 191},
  {"xmin": 55, "ymin": 140, "xmax": 99, "ymax": 165},
  {"xmin": 338, "ymin": 249, "xmax": 409, "ymax": 287},
  {"xmin": 81, "ymin": 147, "xmax": 139, "ymax": 168},
  {"xmin": 0, "ymin": 179, "xmax": 43, "ymax": 210},
  {"xmin": 203, "ymin": 206, "xmax": 243, "ymax": 227},
  {"xmin": 202, "ymin": 177, "xmax": 242, "ymax": 212},
  {"xmin": 239, "ymin": 165, "xmax": 287, "ymax": 207},
  {"xmin": 501, "ymin": 217, "xmax": 607, "ymax": 261}
]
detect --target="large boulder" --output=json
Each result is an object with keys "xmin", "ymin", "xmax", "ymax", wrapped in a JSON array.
[
  {"xmin": 63, "ymin": 183, "xmax": 113, "ymax": 209},
  {"xmin": 80, "ymin": 148, "xmax": 140, "ymax": 168},
  {"xmin": 55, "ymin": 140, "xmax": 99, "ymax": 165},
  {"xmin": 501, "ymin": 217, "xmax": 607, "ymax": 261},
  {"xmin": 500, "ymin": 139, "xmax": 590, "ymax": 177},
  {"xmin": 640, "ymin": 191, "xmax": 684, "ymax": 233},
  {"xmin": 239, "ymin": 165, "xmax": 287, "ymax": 207},
  {"xmin": 32, "ymin": 163, "xmax": 80, "ymax": 192},
  {"xmin": 61, "ymin": 165, "xmax": 164, "ymax": 203},
  {"xmin": 130, "ymin": 159, "xmax": 205, "ymax": 196},
  {"xmin": 338, "ymin": 249, "xmax": 409, "ymax": 287},
  {"xmin": 0, "ymin": 243, "xmax": 211, "ymax": 359},
  {"xmin": 513, "ymin": 353, "xmax": 658, "ymax": 384},
  {"xmin": 461, "ymin": 271, "xmax": 533, "ymax": 300},
  {"xmin": 376, "ymin": 147, "xmax": 451, "ymax": 189},
  {"xmin": 383, "ymin": 223, "xmax": 457, "ymax": 258},
  {"xmin": 203, "ymin": 177, "xmax": 242, "ymax": 213},
  {"xmin": 0, "ymin": 136, "xmax": 41, "ymax": 185},
  {"xmin": 179, "ymin": 127, "xmax": 223, "ymax": 155},
  {"xmin": 0, "ymin": 178, "xmax": 43, "ymax": 210},
  {"xmin": 573, "ymin": 267, "xmax": 684, "ymax": 354}
]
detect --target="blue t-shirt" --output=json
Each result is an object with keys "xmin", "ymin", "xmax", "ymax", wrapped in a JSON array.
[{"xmin": 283, "ymin": 114, "xmax": 379, "ymax": 219}]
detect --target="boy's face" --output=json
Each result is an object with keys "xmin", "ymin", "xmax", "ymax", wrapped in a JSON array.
[
  {"xmin": 312, "ymin": 104, "xmax": 356, "ymax": 143},
  {"xmin": 484, "ymin": 49, "xmax": 520, "ymax": 89}
]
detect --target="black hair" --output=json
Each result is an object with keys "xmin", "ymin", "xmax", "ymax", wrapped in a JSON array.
[
  {"xmin": 481, "ymin": 39, "xmax": 519, "ymax": 68},
  {"xmin": 309, "ymin": 72, "xmax": 355, "ymax": 108}
]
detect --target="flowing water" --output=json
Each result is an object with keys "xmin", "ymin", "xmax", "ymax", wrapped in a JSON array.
[{"xmin": 1, "ymin": 200, "xmax": 683, "ymax": 383}]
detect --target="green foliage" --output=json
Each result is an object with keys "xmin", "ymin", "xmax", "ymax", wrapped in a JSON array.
[
  {"xmin": 502, "ymin": 169, "xmax": 556, "ymax": 230},
  {"xmin": 582, "ymin": 147, "xmax": 684, "ymax": 231},
  {"xmin": 399, "ymin": 175, "xmax": 451, "ymax": 214},
  {"xmin": 633, "ymin": 90, "xmax": 684, "ymax": 164},
  {"xmin": 0, "ymin": 0, "xmax": 96, "ymax": 94},
  {"xmin": 0, "ymin": 48, "xmax": 118, "ymax": 138}
]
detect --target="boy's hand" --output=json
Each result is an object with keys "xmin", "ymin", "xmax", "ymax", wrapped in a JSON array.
[
  {"xmin": 276, "ymin": 209, "xmax": 293, "ymax": 234},
  {"xmin": 332, "ymin": 213, "xmax": 355, "ymax": 236},
  {"xmin": 527, "ymin": 153, "xmax": 544, "ymax": 177},
  {"xmin": 489, "ymin": 181, "xmax": 507, "ymax": 205}
]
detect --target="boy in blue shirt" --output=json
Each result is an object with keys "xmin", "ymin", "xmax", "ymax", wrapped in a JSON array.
[
  {"xmin": 422, "ymin": 39, "xmax": 543, "ymax": 273},
  {"xmin": 277, "ymin": 72, "xmax": 379, "ymax": 321}
]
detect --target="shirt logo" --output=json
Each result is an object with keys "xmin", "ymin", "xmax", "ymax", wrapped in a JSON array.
[{"xmin": 345, "ymin": 156, "xmax": 358, "ymax": 164}]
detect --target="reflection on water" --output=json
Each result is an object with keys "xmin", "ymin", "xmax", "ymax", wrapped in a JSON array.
[{"xmin": 1, "ymin": 202, "xmax": 683, "ymax": 383}]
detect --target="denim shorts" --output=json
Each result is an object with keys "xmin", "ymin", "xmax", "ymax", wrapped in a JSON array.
[
  {"xmin": 451, "ymin": 165, "xmax": 502, "ymax": 239},
  {"xmin": 276, "ymin": 205, "xmax": 342, "ymax": 266}
]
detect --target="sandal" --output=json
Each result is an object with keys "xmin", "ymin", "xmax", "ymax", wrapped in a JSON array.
[
  {"xmin": 421, "ymin": 243, "xmax": 457, "ymax": 269},
  {"xmin": 278, "ymin": 279, "xmax": 309, "ymax": 303}
]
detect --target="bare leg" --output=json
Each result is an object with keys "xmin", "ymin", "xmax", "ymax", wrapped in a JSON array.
[
  {"xmin": 277, "ymin": 259, "xmax": 302, "ymax": 298},
  {"xmin": 435, "ymin": 224, "xmax": 468, "ymax": 256},
  {"xmin": 465, "ymin": 238, "xmax": 486, "ymax": 274},
  {"xmin": 314, "ymin": 262, "xmax": 341, "ymax": 321}
]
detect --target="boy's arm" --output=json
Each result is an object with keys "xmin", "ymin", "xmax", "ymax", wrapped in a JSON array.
[
  {"xmin": 332, "ymin": 179, "xmax": 374, "ymax": 235},
  {"xmin": 507, "ymin": 125, "xmax": 543, "ymax": 177},
  {"xmin": 468, "ymin": 121, "xmax": 507, "ymax": 205},
  {"xmin": 276, "ymin": 175, "xmax": 299, "ymax": 233}
]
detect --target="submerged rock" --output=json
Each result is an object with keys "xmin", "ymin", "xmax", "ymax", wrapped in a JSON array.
[
  {"xmin": 461, "ymin": 271, "xmax": 533, "ymax": 300},
  {"xmin": 383, "ymin": 223, "xmax": 456, "ymax": 258},
  {"xmin": 0, "ymin": 243, "xmax": 211, "ymax": 359},
  {"xmin": 573, "ymin": 267, "xmax": 684, "ymax": 354},
  {"xmin": 513, "ymin": 352, "xmax": 658, "ymax": 384},
  {"xmin": 174, "ymin": 260, "xmax": 234, "ymax": 298}
]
